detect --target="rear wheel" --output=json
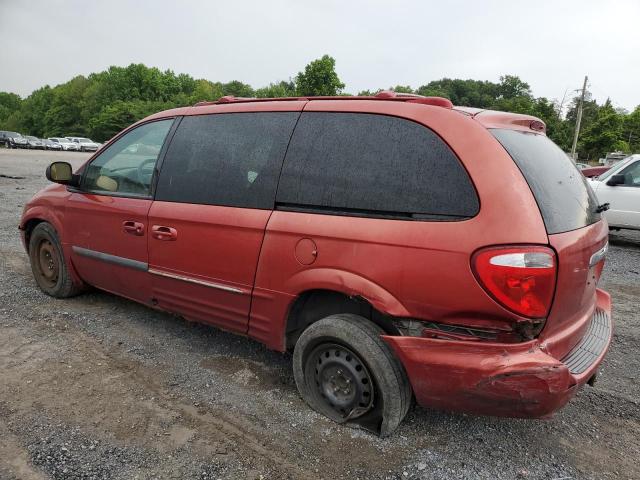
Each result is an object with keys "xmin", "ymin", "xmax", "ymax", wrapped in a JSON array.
[
  {"xmin": 28, "ymin": 222, "xmax": 83, "ymax": 298},
  {"xmin": 293, "ymin": 314, "xmax": 412, "ymax": 436}
]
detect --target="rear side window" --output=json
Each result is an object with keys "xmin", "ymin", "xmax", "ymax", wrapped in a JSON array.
[
  {"xmin": 276, "ymin": 112, "xmax": 479, "ymax": 220},
  {"xmin": 491, "ymin": 129, "xmax": 601, "ymax": 234},
  {"xmin": 156, "ymin": 112, "xmax": 299, "ymax": 209}
]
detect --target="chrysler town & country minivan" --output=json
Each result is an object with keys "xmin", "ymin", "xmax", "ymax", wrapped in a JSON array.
[{"xmin": 20, "ymin": 91, "xmax": 613, "ymax": 435}]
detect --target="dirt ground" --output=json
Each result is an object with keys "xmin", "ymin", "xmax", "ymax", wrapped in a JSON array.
[{"xmin": 0, "ymin": 148, "xmax": 639, "ymax": 480}]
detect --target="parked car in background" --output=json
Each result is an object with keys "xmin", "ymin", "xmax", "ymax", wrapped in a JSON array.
[
  {"xmin": 1, "ymin": 131, "xmax": 28, "ymax": 148},
  {"xmin": 588, "ymin": 154, "xmax": 640, "ymax": 231},
  {"xmin": 43, "ymin": 139, "xmax": 63, "ymax": 151},
  {"xmin": 20, "ymin": 93, "xmax": 612, "ymax": 436},
  {"xmin": 48, "ymin": 137, "xmax": 79, "ymax": 151},
  {"xmin": 581, "ymin": 165, "xmax": 611, "ymax": 178},
  {"xmin": 0, "ymin": 131, "xmax": 15, "ymax": 147},
  {"xmin": 26, "ymin": 136, "xmax": 45, "ymax": 150},
  {"xmin": 575, "ymin": 162, "xmax": 590, "ymax": 170},
  {"xmin": 65, "ymin": 136, "xmax": 101, "ymax": 152},
  {"xmin": 0, "ymin": 131, "xmax": 13, "ymax": 147}
]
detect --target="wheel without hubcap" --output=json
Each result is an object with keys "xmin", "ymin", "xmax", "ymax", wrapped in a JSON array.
[
  {"xmin": 307, "ymin": 343, "xmax": 374, "ymax": 419},
  {"xmin": 35, "ymin": 238, "xmax": 59, "ymax": 289},
  {"xmin": 293, "ymin": 314, "xmax": 412, "ymax": 436},
  {"xmin": 28, "ymin": 222, "xmax": 84, "ymax": 298}
]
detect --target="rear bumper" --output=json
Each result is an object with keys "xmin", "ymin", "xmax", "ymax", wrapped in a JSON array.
[{"xmin": 383, "ymin": 289, "xmax": 612, "ymax": 418}]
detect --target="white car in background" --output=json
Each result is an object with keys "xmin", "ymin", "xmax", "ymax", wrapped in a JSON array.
[
  {"xmin": 48, "ymin": 137, "xmax": 79, "ymax": 151},
  {"xmin": 65, "ymin": 136, "xmax": 102, "ymax": 152},
  {"xmin": 588, "ymin": 154, "xmax": 640, "ymax": 231}
]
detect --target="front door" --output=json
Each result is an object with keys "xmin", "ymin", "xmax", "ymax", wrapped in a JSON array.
[
  {"xmin": 594, "ymin": 159, "xmax": 640, "ymax": 229},
  {"xmin": 148, "ymin": 111, "xmax": 300, "ymax": 333},
  {"xmin": 66, "ymin": 119, "xmax": 175, "ymax": 303}
]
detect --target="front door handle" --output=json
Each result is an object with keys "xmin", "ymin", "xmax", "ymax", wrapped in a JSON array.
[
  {"xmin": 123, "ymin": 220, "xmax": 145, "ymax": 236},
  {"xmin": 151, "ymin": 225, "xmax": 178, "ymax": 241}
]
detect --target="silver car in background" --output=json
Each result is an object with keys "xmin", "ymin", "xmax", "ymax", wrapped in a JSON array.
[
  {"xmin": 48, "ymin": 137, "xmax": 80, "ymax": 151},
  {"xmin": 65, "ymin": 136, "xmax": 102, "ymax": 152},
  {"xmin": 26, "ymin": 136, "xmax": 45, "ymax": 149}
]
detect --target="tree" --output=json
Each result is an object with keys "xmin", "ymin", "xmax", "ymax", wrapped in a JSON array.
[
  {"xmin": 295, "ymin": 55, "xmax": 345, "ymax": 96},
  {"xmin": 579, "ymin": 100, "xmax": 626, "ymax": 160},
  {"xmin": 0, "ymin": 92, "xmax": 21, "ymax": 128},
  {"xmin": 255, "ymin": 80, "xmax": 296, "ymax": 98},
  {"xmin": 622, "ymin": 106, "xmax": 640, "ymax": 152},
  {"xmin": 0, "ymin": 62, "xmax": 636, "ymax": 151},
  {"xmin": 390, "ymin": 85, "xmax": 414, "ymax": 94},
  {"xmin": 221, "ymin": 80, "xmax": 254, "ymax": 97},
  {"xmin": 498, "ymin": 75, "xmax": 531, "ymax": 99}
]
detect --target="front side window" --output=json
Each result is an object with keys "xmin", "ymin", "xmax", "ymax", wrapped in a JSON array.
[
  {"xmin": 83, "ymin": 119, "xmax": 173, "ymax": 197},
  {"xmin": 618, "ymin": 161, "xmax": 640, "ymax": 186},
  {"xmin": 155, "ymin": 112, "xmax": 299, "ymax": 209}
]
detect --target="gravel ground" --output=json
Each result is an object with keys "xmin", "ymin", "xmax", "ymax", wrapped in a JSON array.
[{"xmin": 0, "ymin": 149, "xmax": 638, "ymax": 480}]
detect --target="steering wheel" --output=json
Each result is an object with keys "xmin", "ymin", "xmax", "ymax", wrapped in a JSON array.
[{"xmin": 136, "ymin": 158, "xmax": 156, "ymax": 187}]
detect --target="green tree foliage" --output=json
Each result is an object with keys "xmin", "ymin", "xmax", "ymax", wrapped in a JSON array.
[
  {"xmin": 295, "ymin": 55, "xmax": 345, "ymax": 96},
  {"xmin": 579, "ymin": 100, "xmax": 627, "ymax": 159},
  {"xmin": 255, "ymin": 80, "xmax": 296, "ymax": 98},
  {"xmin": 0, "ymin": 58, "xmax": 636, "ymax": 160}
]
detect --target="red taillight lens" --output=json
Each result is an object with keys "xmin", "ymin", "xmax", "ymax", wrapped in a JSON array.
[{"xmin": 472, "ymin": 246, "xmax": 557, "ymax": 318}]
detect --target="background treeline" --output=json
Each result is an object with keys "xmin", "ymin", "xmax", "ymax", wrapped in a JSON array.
[{"xmin": 0, "ymin": 55, "xmax": 638, "ymax": 161}]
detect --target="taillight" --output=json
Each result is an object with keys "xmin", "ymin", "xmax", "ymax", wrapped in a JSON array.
[{"xmin": 472, "ymin": 246, "xmax": 557, "ymax": 318}]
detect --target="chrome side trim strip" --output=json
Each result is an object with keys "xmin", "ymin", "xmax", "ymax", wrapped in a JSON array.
[
  {"xmin": 72, "ymin": 246, "xmax": 148, "ymax": 271},
  {"xmin": 148, "ymin": 268, "xmax": 244, "ymax": 294}
]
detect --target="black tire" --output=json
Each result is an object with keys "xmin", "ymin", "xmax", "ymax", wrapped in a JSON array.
[
  {"xmin": 293, "ymin": 314, "xmax": 412, "ymax": 437},
  {"xmin": 28, "ymin": 222, "xmax": 84, "ymax": 298}
]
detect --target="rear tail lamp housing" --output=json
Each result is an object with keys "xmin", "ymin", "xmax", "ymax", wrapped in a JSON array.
[{"xmin": 472, "ymin": 246, "xmax": 557, "ymax": 318}]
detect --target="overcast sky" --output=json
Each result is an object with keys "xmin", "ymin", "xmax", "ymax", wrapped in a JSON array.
[{"xmin": 1, "ymin": 0, "xmax": 639, "ymax": 110}]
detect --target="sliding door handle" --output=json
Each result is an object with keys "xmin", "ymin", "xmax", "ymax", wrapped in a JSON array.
[{"xmin": 151, "ymin": 225, "xmax": 178, "ymax": 241}]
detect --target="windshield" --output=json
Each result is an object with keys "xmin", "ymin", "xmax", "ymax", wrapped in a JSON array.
[
  {"xmin": 597, "ymin": 155, "xmax": 637, "ymax": 181},
  {"xmin": 8, "ymin": 132, "xmax": 21, "ymax": 137},
  {"xmin": 27, "ymin": 136, "xmax": 39, "ymax": 141},
  {"xmin": 491, "ymin": 129, "xmax": 601, "ymax": 234},
  {"xmin": 78, "ymin": 138, "xmax": 93, "ymax": 143}
]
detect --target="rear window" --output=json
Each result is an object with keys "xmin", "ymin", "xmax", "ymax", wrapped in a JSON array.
[
  {"xmin": 491, "ymin": 129, "xmax": 601, "ymax": 234},
  {"xmin": 276, "ymin": 112, "xmax": 479, "ymax": 220}
]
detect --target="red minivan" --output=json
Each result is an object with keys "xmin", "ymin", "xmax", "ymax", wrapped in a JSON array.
[{"xmin": 20, "ymin": 92, "xmax": 612, "ymax": 436}]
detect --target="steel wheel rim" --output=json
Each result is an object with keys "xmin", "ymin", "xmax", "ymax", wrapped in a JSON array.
[
  {"xmin": 36, "ymin": 239, "xmax": 59, "ymax": 288},
  {"xmin": 307, "ymin": 343, "xmax": 374, "ymax": 419}
]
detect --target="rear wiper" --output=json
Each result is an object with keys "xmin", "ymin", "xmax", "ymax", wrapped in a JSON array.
[{"xmin": 595, "ymin": 203, "xmax": 610, "ymax": 213}]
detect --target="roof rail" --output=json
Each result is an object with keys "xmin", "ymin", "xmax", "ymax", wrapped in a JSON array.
[
  {"xmin": 192, "ymin": 91, "xmax": 453, "ymax": 109},
  {"xmin": 193, "ymin": 96, "xmax": 306, "ymax": 107},
  {"xmin": 375, "ymin": 90, "xmax": 453, "ymax": 109}
]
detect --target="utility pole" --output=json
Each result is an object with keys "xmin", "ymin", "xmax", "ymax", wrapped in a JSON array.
[{"xmin": 570, "ymin": 75, "xmax": 588, "ymax": 161}]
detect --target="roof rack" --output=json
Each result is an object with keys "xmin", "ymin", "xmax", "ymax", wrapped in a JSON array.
[{"xmin": 192, "ymin": 90, "xmax": 453, "ymax": 109}]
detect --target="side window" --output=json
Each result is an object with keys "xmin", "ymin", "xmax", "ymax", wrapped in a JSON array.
[
  {"xmin": 83, "ymin": 119, "xmax": 173, "ymax": 197},
  {"xmin": 155, "ymin": 112, "xmax": 299, "ymax": 209},
  {"xmin": 276, "ymin": 112, "xmax": 479, "ymax": 219},
  {"xmin": 620, "ymin": 161, "xmax": 640, "ymax": 186}
]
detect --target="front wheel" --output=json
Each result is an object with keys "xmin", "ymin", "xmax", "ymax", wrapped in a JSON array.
[
  {"xmin": 293, "ymin": 314, "xmax": 412, "ymax": 436},
  {"xmin": 28, "ymin": 222, "xmax": 83, "ymax": 298}
]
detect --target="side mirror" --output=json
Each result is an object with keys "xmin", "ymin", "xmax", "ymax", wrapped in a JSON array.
[
  {"xmin": 46, "ymin": 161, "xmax": 79, "ymax": 187},
  {"xmin": 606, "ymin": 174, "xmax": 625, "ymax": 186}
]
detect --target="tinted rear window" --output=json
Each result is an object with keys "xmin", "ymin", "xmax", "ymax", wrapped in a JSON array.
[
  {"xmin": 491, "ymin": 129, "xmax": 600, "ymax": 234},
  {"xmin": 276, "ymin": 112, "xmax": 479, "ymax": 220},
  {"xmin": 156, "ymin": 112, "xmax": 298, "ymax": 209}
]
